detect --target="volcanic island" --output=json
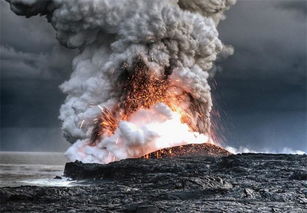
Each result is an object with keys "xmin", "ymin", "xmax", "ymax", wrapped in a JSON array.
[{"xmin": 1, "ymin": 144, "xmax": 306, "ymax": 212}]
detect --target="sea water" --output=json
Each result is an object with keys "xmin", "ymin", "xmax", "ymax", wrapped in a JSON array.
[{"xmin": 0, "ymin": 152, "xmax": 78, "ymax": 187}]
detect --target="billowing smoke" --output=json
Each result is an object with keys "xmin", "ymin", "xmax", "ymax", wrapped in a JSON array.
[{"xmin": 7, "ymin": 0, "xmax": 236, "ymax": 163}]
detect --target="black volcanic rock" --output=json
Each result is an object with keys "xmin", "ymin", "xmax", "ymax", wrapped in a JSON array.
[
  {"xmin": 64, "ymin": 143, "xmax": 230, "ymax": 180},
  {"xmin": 1, "ymin": 153, "xmax": 306, "ymax": 212}
]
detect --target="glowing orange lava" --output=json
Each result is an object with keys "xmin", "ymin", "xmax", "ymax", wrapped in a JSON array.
[
  {"xmin": 91, "ymin": 57, "xmax": 211, "ymax": 147},
  {"xmin": 80, "ymin": 56, "xmax": 216, "ymax": 162}
]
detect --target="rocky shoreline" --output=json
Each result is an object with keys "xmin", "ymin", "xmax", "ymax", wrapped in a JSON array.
[{"xmin": 1, "ymin": 153, "xmax": 306, "ymax": 212}]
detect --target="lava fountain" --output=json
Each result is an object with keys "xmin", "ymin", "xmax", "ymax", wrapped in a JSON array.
[
  {"xmin": 7, "ymin": 0, "xmax": 236, "ymax": 163},
  {"xmin": 84, "ymin": 57, "xmax": 212, "ymax": 163}
]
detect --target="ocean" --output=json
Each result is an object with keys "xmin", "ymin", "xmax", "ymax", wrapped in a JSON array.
[{"xmin": 0, "ymin": 152, "xmax": 76, "ymax": 187}]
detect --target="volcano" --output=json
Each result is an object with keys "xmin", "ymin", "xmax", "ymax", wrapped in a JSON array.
[{"xmin": 5, "ymin": 0, "xmax": 238, "ymax": 165}]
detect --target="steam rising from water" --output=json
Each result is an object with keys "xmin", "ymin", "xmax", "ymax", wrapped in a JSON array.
[
  {"xmin": 66, "ymin": 103, "xmax": 210, "ymax": 163},
  {"xmin": 7, "ymin": 0, "xmax": 236, "ymax": 163}
]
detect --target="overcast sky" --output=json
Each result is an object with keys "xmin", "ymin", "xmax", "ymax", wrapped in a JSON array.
[{"xmin": 0, "ymin": 0, "xmax": 306, "ymax": 152}]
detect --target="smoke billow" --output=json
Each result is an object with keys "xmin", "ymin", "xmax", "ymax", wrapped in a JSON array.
[{"xmin": 7, "ymin": 0, "xmax": 236, "ymax": 163}]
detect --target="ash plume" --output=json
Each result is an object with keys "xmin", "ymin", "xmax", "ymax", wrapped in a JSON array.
[{"xmin": 7, "ymin": 0, "xmax": 236, "ymax": 163}]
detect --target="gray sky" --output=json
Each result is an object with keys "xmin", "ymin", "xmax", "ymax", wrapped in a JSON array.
[{"xmin": 1, "ymin": 0, "xmax": 306, "ymax": 152}]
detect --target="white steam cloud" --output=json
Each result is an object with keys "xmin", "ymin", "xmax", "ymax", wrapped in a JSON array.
[{"xmin": 7, "ymin": 0, "xmax": 236, "ymax": 163}]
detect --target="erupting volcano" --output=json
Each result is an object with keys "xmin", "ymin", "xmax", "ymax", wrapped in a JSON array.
[
  {"xmin": 7, "ymin": 0, "xmax": 236, "ymax": 163},
  {"xmin": 81, "ymin": 56, "xmax": 214, "ymax": 163}
]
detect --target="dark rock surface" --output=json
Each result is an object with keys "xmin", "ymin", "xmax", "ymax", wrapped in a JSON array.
[{"xmin": 1, "ymin": 153, "xmax": 306, "ymax": 212}]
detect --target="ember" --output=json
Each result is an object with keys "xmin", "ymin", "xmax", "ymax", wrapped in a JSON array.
[{"xmin": 91, "ymin": 57, "xmax": 211, "ymax": 147}]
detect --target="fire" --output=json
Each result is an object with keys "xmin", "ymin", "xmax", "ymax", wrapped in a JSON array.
[
  {"xmin": 91, "ymin": 57, "xmax": 210, "ymax": 144},
  {"xmin": 90, "ymin": 57, "xmax": 170, "ymax": 144},
  {"xmin": 65, "ymin": 57, "xmax": 214, "ymax": 164}
]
